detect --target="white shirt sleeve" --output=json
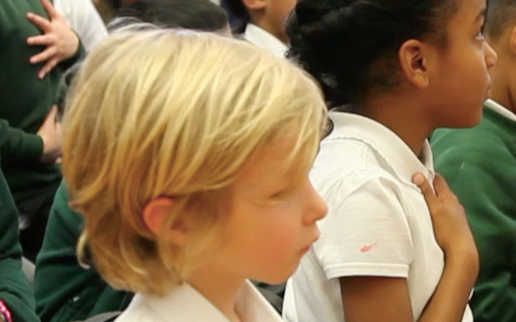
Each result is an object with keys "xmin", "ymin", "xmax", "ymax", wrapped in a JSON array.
[
  {"xmin": 54, "ymin": 0, "xmax": 108, "ymax": 52},
  {"xmin": 314, "ymin": 172, "xmax": 414, "ymax": 280}
]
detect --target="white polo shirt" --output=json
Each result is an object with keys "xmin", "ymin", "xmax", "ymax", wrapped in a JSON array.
[
  {"xmin": 243, "ymin": 24, "xmax": 287, "ymax": 58},
  {"xmin": 54, "ymin": 0, "xmax": 108, "ymax": 52},
  {"xmin": 115, "ymin": 280, "xmax": 282, "ymax": 322},
  {"xmin": 283, "ymin": 112, "xmax": 473, "ymax": 322}
]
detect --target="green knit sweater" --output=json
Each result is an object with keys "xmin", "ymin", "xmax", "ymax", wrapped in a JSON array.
[
  {"xmin": 431, "ymin": 103, "xmax": 516, "ymax": 322},
  {"xmin": 0, "ymin": 164, "xmax": 40, "ymax": 322},
  {"xmin": 34, "ymin": 182, "xmax": 131, "ymax": 322},
  {"xmin": 0, "ymin": 0, "xmax": 82, "ymax": 203}
]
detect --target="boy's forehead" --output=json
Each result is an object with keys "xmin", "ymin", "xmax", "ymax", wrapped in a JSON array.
[
  {"xmin": 236, "ymin": 138, "xmax": 303, "ymax": 189},
  {"xmin": 243, "ymin": 149, "xmax": 295, "ymax": 182}
]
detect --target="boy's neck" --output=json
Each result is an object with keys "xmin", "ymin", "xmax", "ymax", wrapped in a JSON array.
[
  {"xmin": 188, "ymin": 265, "xmax": 244, "ymax": 322},
  {"xmin": 358, "ymin": 95, "xmax": 433, "ymax": 157}
]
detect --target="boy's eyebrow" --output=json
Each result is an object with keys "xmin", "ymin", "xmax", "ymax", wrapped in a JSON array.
[{"xmin": 476, "ymin": 7, "xmax": 487, "ymax": 22}]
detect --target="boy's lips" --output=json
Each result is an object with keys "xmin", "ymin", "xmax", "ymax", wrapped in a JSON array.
[{"xmin": 299, "ymin": 232, "xmax": 320, "ymax": 254}]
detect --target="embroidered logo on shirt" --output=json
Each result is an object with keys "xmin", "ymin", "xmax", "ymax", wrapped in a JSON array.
[{"xmin": 360, "ymin": 243, "xmax": 378, "ymax": 253}]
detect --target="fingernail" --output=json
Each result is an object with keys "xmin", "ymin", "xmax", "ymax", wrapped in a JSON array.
[{"xmin": 412, "ymin": 174, "xmax": 425, "ymax": 185}]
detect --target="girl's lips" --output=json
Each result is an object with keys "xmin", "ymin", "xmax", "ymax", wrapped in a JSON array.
[{"xmin": 298, "ymin": 235, "xmax": 319, "ymax": 254}]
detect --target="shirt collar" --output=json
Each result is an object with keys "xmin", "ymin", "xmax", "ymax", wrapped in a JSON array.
[
  {"xmin": 327, "ymin": 111, "xmax": 435, "ymax": 184},
  {"xmin": 484, "ymin": 98, "xmax": 516, "ymax": 123},
  {"xmin": 243, "ymin": 24, "xmax": 288, "ymax": 58},
  {"xmin": 135, "ymin": 280, "xmax": 282, "ymax": 322}
]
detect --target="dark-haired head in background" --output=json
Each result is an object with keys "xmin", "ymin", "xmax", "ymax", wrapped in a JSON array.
[{"xmin": 116, "ymin": 0, "xmax": 229, "ymax": 31}]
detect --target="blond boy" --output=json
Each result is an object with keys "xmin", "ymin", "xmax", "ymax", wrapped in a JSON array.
[{"xmin": 61, "ymin": 28, "xmax": 327, "ymax": 322}]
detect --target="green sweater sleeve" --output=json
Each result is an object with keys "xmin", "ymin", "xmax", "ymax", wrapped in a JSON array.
[
  {"xmin": 0, "ymin": 168, "xmax": 40, "ymax": 322},
  {"xmin": 0, "ymin": 119, "xmax": 43, "ymax": 164},
  {"xmin": 432, "ymin": 126, "xmax": 516, "ymax": 322},
  {"xmin": 34, "ymin": 182, "xmax": 130, "ymax": 322}
]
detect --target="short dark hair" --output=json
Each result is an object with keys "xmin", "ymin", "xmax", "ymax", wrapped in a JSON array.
[
  {"xmin": 485, "ymin": 0, "xmax": 516, "ymax": 39},
  {"xmin": 221, "ymin": 0, "xmax": 249, "ymax": 33},
  {"xmin": 287, "ymin": 0, "xmax": 458, "ymax": 108},
  {"xmin": 221, "ymin": 0, "xmax": 248, "ymax": 20},
  {"xmin": 117, "ymin": 0, "xmax": 228, "ymax": 31}
]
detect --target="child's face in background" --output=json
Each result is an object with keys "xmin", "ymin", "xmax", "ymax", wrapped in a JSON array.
[
  {"xmin": 208, "ymin": 133, "xmax": 327, "ymax": 284},
  {"xmin": 264, "ymin": 0, "xmax": 297, "ymax": 42},
  {"xmin": 425, "ymin": 0, "xmax": 496, "ymax": 128}
]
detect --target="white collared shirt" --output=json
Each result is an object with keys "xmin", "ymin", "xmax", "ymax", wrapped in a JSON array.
[
  {"xmin": 283, "ymin": 112, "xmax": 473, "ymax": 322},
  {"xmin": 484, "ymin": 98, "xmax": 516, "ymax": 122},
  {"xmin": 115, "ymin": 280, "xmax": 282, "ymax": 322},
  {"xmin": 243, "ymin": 24, "xmax": 288, "ymax": 58},
  {"xmin": 54, "ymin": 0, "xmax": 107, "ymax": 52}
]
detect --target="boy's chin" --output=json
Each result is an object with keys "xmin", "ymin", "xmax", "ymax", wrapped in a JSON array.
[{"xmin": 254, "ymin": 266, "xmax": 299, "ymax": 285}]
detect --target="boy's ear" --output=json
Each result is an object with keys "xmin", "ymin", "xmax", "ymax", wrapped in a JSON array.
[
  {"xmin": 143, "ymin": 197, "xmax": 190, "ymax": 246},
  {"xmin": 398, "ymin": 39, "xmax": 430, "ymax": 89},
  {"xmin": 241, "ymin": 0, "xmax": 266, "ymax": 10}
]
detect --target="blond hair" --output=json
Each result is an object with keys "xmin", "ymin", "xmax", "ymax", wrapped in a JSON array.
[{"xmin": 62, "ymin": 28, "xmax": 326, "ymax": 295}]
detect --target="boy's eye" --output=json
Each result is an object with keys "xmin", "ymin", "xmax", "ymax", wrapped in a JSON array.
[
  {"xmin": 270, "ymin": 190, "xmax": 286, "ymax": 199},
  {"xmin": 268, "ymin": 186, "xmax": 297, "ymax": 201}
]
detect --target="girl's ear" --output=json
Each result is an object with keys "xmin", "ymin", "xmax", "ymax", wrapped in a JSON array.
[
  {"xmin": 398, "ymin": 39, "xmax": 430, "ymax": 89},
  {"xmin": 143, "ymin": 197, "xmax": 190, "ymax": 246}
]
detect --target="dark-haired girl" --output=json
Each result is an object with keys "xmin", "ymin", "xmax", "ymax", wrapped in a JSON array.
[{"xmin": 283, "ymin": 0, "xmax": 497, "ymax": 321}]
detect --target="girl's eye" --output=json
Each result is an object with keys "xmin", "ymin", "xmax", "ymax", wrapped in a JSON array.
[
  {"xmin": 476, "ymin": 26, "xmax": 485, "ymax": 41},
  {"xmin": 476, "ymin": 31, "xmax": 485, "ymax": 41}
]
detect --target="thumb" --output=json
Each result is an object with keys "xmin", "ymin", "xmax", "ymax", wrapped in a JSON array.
[
  {"xmin": 433, "ymin": 174, "xmax": 452, "ymax": 198},
  {"xmin": 49, "ymin": 105, "xmax": 58, "ymax": 118},
  {"xmin": 55, "ymin": 120, "xmax": 62, "ymax": 133},
  {"xmin": 412, "ymin": 173, "xmax": 438, "ymax": 212},
  {"xmin": 45, "ymin": 105, "xmax": 58, "ymax": 124}
]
